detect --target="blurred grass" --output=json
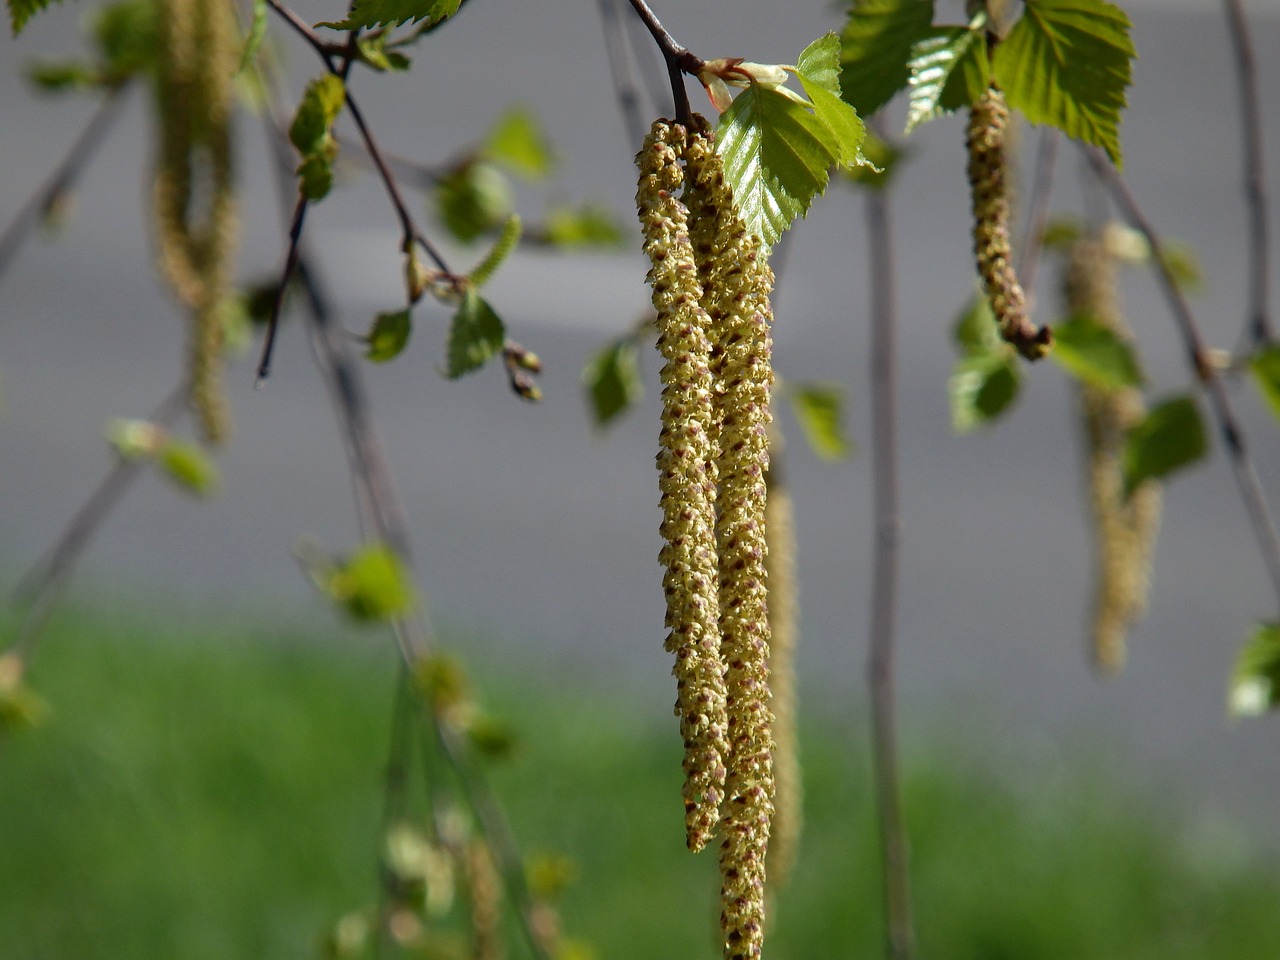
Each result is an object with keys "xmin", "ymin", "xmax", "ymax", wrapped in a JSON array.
[{"xmin": 2, "ymin": 607, "xmax": 1280, "ymax": 959}]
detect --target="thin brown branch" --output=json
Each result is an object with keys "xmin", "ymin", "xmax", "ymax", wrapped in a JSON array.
[
  {"xmin": 0, "ymin": 83, "xmax": 130, "ymax": 287},
  {"xmin": 1086, "ymin": 147, "xmax": 1280, "ymax": 610},
  {"xmin": 256, "ymin": 194, "xmax": 310, "ymax": 381},
  {"xmin": 1221, "ymin": 0, "xmax": 1273, "ymax": 346},
  {"xmin": 597, "ymin": 0, "xmax": 651, "ymax": 145},
  {"xmin": 864, "ymin": 121, "xmax": 915, "ymax": 960},
  {"xmin": 624, "ymin": 0, "xmax": 703, "ymax": 125}
]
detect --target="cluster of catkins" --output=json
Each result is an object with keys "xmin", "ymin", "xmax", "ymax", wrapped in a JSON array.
[
  {"xmin": 1063, "ymin": 229, "xmax": 1162, "ymax": 675},
  {"xmin": 967, "ymin": 84, "xmax": 1052, "ymax": 360},
  {"xmin": 636, "ymin": 116, "xmax": 776, "ymax": 960},
  {"xmin": 152, "ymin": 0, "xmax": 238, "ymax": 444}
]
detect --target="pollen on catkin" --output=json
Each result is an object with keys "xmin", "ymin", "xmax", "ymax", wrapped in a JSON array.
[
  {"xmin": 153, "ymin": 0, "xmax": 238, "ymax": 444},
  {"xmin": 1064, "ymin": 230, "xmax": 1162, "ymax": 676},
  {"xmin": 684, "ymin": 126, "xmax": 776, "ymax": 960},
  {"xmin": 637, "ymin": 119, "xmax": 730, "ymax": 853},
  {"xmin": 967, "ymin": 85, "xmax": 1051, "ymax": 361}
]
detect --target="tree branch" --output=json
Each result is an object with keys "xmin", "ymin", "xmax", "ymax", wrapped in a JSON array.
[{"xmin": 624, "ymin": 0, "xmax": 703, "ymax": 125}]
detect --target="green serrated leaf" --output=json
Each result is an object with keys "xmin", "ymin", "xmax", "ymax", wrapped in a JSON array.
[
  {"xmin": 840, "ymin": 0, "xmax": 935, "ymax": 117},
  {"xmin": 317, "ymin": 0, "xmax": 460, "ymax": 31},
  {"xmin": 797, "ymin": 76, "xmax": 871, "ymax": 170},
  {"xmin": 445, "ymin": 290, "xmax": 505, "ymax": 379},
  {"xmin": 951, "ymin": 352, "xmax": 1021, "ymax": 432},
  {"xmin": 327, "ymin": 543, "xmax": 417, "ymax": 622},
  {"xmin": 840, "ymin": 128, "xmax": 907, "ymax": 190},
  {"xmin": 953, "ymin": 294, "xmax": 1001, "ymax": 356},
  {"xmin": 541, "ymin": 203, "xmax": 625, "ymax": 248},
  {"xmin": 582, "ymin": 339, "xmax": 643, "ymax": 428},
  {"xmin": 484, "ymin": 106, "xmax": 554, "ymax": 180},
  {"xmin": 1249, "ymin": 345, "xmax": 1280, "ymax": 422},
  {"xmin": 435, "ymin": 161, "xmax": 514, "ymax": 244},
  {"xmin": 159, "ymin": 441, "xmax": 219, "ymax": 496},
  {"xmin": 905, "ymin": 25, "xmax": 989, "ymax": 133},
  {"xmin": 238, "ymin": 0, "xmax": 268, "ymax": 74},
  {"xmin": 993, "ymin": 0, "xmax": 1135, "ymax": 168},
  {"xmin": 366, "ymin": 309, "xmax": 412, "ymax": 363},
  {"xmin": 1050, "ymin": 313, "xmax": 1143, "ymax": 388},
  {"xmin": 1122, "ymin": 394, "xmax": 1208, "ymax": 495},
  {"xmin": 790, "ymin": 383, "xmax": 853, "ymax": 460},
  {"xmin": 796, "ymin": 32, "xmax": 843, "ymax": 96},
  {"xmin": 717, "ymin": 84, "xmax": 839, "ymax": 248},
  {"xmin": 1230, "ymin": 621, "xmax": 1280, "ymax": 717},
  {"xmin": 290, "ymin": 74, "xmax": 345, "ymax": 155}
]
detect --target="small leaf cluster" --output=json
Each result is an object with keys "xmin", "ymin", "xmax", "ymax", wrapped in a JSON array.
[
  {"xmin": 841, "ymin": 0, "xmax": 1135, "ymax": 167},
  {"xmin": 290, "ymin": 74, "xmax": 346, "ymax": 201}
]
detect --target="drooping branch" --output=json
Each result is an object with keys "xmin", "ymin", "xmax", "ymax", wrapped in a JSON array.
[
  {"xmin": 1221, "ymin": 0, "xmax": 1273, "ymax": 346},
  {"xmin": 1086, "ymin": 148, "xmax": 1280, "ymax": 611}
]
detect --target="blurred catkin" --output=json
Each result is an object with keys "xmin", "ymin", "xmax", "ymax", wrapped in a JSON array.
[
  {"xmin": 637, "ymin": 119, "xmax": 730, "ymax": 853},
  {"xmin": 684, "ymin": 126, "xmax": 776, "ymax": 960},
  {"xmin": 1064, "ymin": 229, "xmax": 1162, "ymax": 675},
  {"xmin": 967, "ymin": 85, "xmax": 1050, "ymax": 361},
  {"xmin": 153, "ymin": 0, "xmax": 238, "ymax": 444},
  {"xmin": 464, "ymin": 839, "xmax": 504, "ymax": 960}
]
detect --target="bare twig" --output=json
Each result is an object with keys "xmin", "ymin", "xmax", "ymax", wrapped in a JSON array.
[
  {"xmin": 864, "ymin": 121, "xmax": 915, "ymax": 960},
  {"xmin": 597, "ymin": 0, "xmax": 650, "ymax": 145},
  {"xmin": 256, "ymin": 194, "xmax": 310, "ymax": 381},
  {"xmin": 1221, "ymin": 0, "xmax": 1273, "ymax": 346},
  {"xmin": 1086, "ymin": 148, "xmax": 1280, "ymax": 610},
  {"xmin": 9, "ymin": 382, "xmax": 189, "ymax": 663},
  {"xmin": 0, "ymin": 83, "xmax": 130, "ymax": 287},
  {"xmin": 624, "ymin": 0, "xmax": 703, "ymax": 125}
]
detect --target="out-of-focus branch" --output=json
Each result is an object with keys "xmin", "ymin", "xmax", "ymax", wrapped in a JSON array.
[
  {"xmin": 1016, "ymin": 127, "xmax": 1060, "ymax": 307},
  {"xmin": 1086, "ymin": 148, "xmax": 1280, "ymax": 610},
  {"xmin": 597, "ymin": 0, "xmax": 650, "ymax": 145}
]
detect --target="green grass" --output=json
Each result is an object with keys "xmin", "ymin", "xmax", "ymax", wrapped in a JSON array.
[{"xmin": 2, "ymin": 608, "xmax": 1280, "ymax": 959}]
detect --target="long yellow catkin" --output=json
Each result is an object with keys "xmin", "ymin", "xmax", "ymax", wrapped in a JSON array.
[
  {"xmin": 153, "ymin": 0, "xmax": 238, "ymax": 444},
  {"xmin": 1064, "ymin": 230, "xmax": 1162, "ymax": 676},
  {"xmin": 684, "ymin": 127, "xmax": 775, "ymax": 960},
  {"xmin": 636, "ymin": 119, "xmax": 730, "ymax": 854},
  {"xmin": 967, "ymin": 85, "xmax": 1051, "ymax": 361}
]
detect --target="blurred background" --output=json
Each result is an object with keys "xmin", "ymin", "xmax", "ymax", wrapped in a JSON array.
[{"xmin": 2, "ymin": 0, "xmax": 1280, "ymax": 956}]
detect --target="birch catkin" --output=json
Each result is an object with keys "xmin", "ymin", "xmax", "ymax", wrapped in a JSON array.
[
  {"xmin": 967, "ymin": 85, "xmax": 1050, "ymax": 361},
  {"xmin": 684, "ymin": 127, "xmax": 775, "ymax": 960},
  {"xmin": 153, "ymin": 0, "xmax": 238, "ymax": 444},
  {"xmin": 637, "ymin": 120, "xmax": 730, "ymax": 853},
  {"xmin": 1065, "ymin": 231, "xmax": 1162, "ymax": 675}
]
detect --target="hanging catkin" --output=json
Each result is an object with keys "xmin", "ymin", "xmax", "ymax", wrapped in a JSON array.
[
  {"xmin": 153, "ymin": 0, "xmax": 238, "ymax": 444},
  {"xmin": 636, "ymin": 119, "xmax": 730, "ymax": 854},
  {"xmin": 967, "ymin": 85, "xmax": 1050, "ymax": 361},
  {"xmin": 684, "ymin": 125, "xmax": 775, "ymax": 960},
  {"xmin": 1064, "ymin": 230, "xmax": 1162, "ymax": 675}
]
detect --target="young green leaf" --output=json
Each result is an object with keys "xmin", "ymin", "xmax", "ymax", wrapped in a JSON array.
[
  {"xmin": 365, "ymin": 309, "xmax": 412, "ymax": 363},
  {"xmin": 993, "ymin": 0, "xmax": 1135, "ymax": 168},
  {"xmin": 1229, "ymin": 621, "xmax": 1280, "ymax": 718},
  {"xmin": 297, "ymin": 153, "xmax": 336, "ymax": 201},
  {"xmin": 789, "ymin": 383, "xmax": 853, "ymax": 460},
  {"xmin": 158, "ymin": 441, "xmax": 219, "ymax": 496},
  {"xmin": 468, "ymin": 214, "xmax": 521, "ymax": 288},
  {"xmin": 840, "ymin": 0, "xmax": 935, "ymax": 117},
  {"xmin": 950, "ymin": 352, "xmax": 1020, "ymax": 433},
  {"xmin": 582, "ymin": 339, "xmax": 643, "ymax": 428},
  {"xmin": 717, "ymin": 84, "xmax": 840, "ymax": 248},
  {"xmin": 356, "ymin": 33, "xmax": 411, "ymax": 72},
  {"xmin": 484, "ymin": 106, "xmax": 555, "ymax": 180},
  {"xmin": 326, "ymin": 543, "xmax": 417, "ymax": 622},
  {"xmin": 435, "ymin": 161, "xmax": 514, "ymax": 243},
  {"xmin": 316, "ymin": 0, "xmax": 460, "ymax": 31},
  {"xmin": 904, "ymin": 24, "xmax": 990, "ymax": 133},
  {"xmin": 8, "ymin": 0, "xmax": 61, "ymax": 36},
  {"xmin": 1122, "ymin": 394, "xmax": 1208, "ymax": 495},
  {"xmin": 953, "ymin": 294, "xmax": 1001, "ymax": 356},
  {"xmin": 445, "ymin": 290, "xmax": 505, "ymax": 379},
  {"xmin": 1249, "ymin": 345, "xmax": 1280, "ymax": 422},
  {"xmin": 795, "ymin": 32, "xmax": 843, "ymax": 95},
  {"xmin": 290, "ymin": 75, "xmax": 345, "ymax": 155},
  {"xmin": 1050, "ymin": 313, "xmax": 1143, "ymax": 389}
]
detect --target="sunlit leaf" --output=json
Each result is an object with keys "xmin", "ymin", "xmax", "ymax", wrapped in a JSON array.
[
  {"xmin": 950, "ymin": 352, "xmax": 1020, "ymax": 432},
  {"xmin": 445, "ymin": 290, "xmax": 505, "ymax": 379},
  {"xmin": 1122, "ymin": 394, "xmax": 1207, "ymax": 496},
  {"xmin": 904, "ymin": 24, "xmax": 989, "ymax": 133},
  {"xmin": 789, "ymin": 382, "xmax": 853, "ymax": 460},
  {"xmin": 839, "ymin": 0, "xmax": 935, "ymax": 117},
  {"xmin": 317, "ymin": 0, "xmax": 460, "ymax": 31},
  {"xmin": 326, "ymin": 543, "xmax": 417, "ymax": 622},
  {"xmin": 1050, "ymin": 313, "xmax": 1143, "ymax": 389},
  {"xmin": 366, "ymin": 309, "xmax": 412, "ymax": 363},
  {"xmin": 1229, "ymin": 621, "xmax": 1280, "ymax": 718},
  {"xmin": 841, "ymin": 128, "xmax": 907, "ymax": 190},
  {"xmin": 796, "ymin": 32, "xmax": 843, "ymax": 95},
  {"xmin": 582, "ymin": 339, "xmax": 643, "ymax": 428},
  {"xmin": 1249, "ymin": 345, "xmax": 1280, "ymax": 423},
  {"xmin": 993, "ymin": 0, "xmax": 1135, "ymax": 168},
  {"xmin": 159, "ymin": 441, "xmax": 219, "ymax": 496},
  {"xmin": 484, "ymin": 106, "xmax": 554, "ymax": 180}
]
